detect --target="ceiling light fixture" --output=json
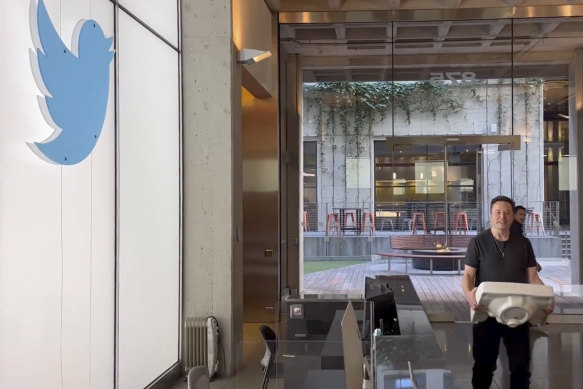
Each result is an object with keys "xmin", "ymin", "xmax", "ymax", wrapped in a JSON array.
[{"xmin": 237, "ymin": 48, "xmax": 272, "ymax": 65}]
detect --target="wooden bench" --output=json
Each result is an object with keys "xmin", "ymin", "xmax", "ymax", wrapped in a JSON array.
[
  {"xmin": 389, "ymin": 234, "xmax": 473, "ymax": 251},
  {"xmin": 377, "ymin": 234, "xmax": 474, "ymax": 274}
]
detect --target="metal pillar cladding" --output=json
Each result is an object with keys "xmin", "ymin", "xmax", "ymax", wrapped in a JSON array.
[
  {"xmin": 444, "ymin": 145, "xmax": 449, "ymax": 242},
  {"xmin": 242, "ymin": 90, "xmax": 280, "ymax": 322},
  {"xmin": 242, "ymin": 15, "xmax": 281, "ymax": 322},
  {"xmin": 568, "ymin": 49, "xmax": 583, "ymax": 284},
  {"xmin": 280, "ymin": 53, "xmax": 302, "ymax": 296}
]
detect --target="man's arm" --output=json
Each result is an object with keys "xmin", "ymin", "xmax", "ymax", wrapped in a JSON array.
[
  {"xmin": 527, "ymin": 266, "xmax": 555, "ymax": 313},
  {"xmin": 527, "ymin": 266, "xmax": 544, "ymax": 285},
  {"xmin": 461, "ymin": 265, "xmax": 479, "ymax": 310}
]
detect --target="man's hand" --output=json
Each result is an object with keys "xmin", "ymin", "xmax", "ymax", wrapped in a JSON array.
[
  {"xmin": 466, "ymin": 287, "xmax": 479, "ymax": 310},
  {"xmin": 545, "ymin": 296, "xmax": 555, "ymax": 314},
  {"xmin": 461, "ymin": 264, "xmax": 478, "ymax": 310}
]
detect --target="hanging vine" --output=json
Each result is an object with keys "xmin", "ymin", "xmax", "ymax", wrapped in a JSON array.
[{"xmin": 305, "ymin": 81, "xmax": 466, "ymax": 129}]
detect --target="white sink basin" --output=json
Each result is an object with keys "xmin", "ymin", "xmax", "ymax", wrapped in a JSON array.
[{"xmin": 471, "ymin": 282, "xmax": 554, "ymax": 327}]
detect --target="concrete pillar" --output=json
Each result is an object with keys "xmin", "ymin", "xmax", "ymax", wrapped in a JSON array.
[
  {"xmin": 181, "ymin": 0, "xmax": 243, "ymax": 374},
  {"xmin": 568, "ymin": 49, "xmax": 583, "ymax": 284}
]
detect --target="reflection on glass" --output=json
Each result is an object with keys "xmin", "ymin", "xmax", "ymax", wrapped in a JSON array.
[
  {"xmin": 415, "ymin": 162, "xmax": 444, "ymax": 194},
  {"xmin": 393, "ymin": 179, "xmax": 406, "ymax": 196}
]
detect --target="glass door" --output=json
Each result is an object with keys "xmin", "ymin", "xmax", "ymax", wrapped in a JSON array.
[
  {"xmin": 293, "ymin": 14, "xmax": 578, "ymax": 296},
  {"xmin": 374, "ymin": 144, "xmax": 448, "ymax": 234},
  {"xmin": 375, "ymin": 136, "xmax": 518, "ymax": 240}
]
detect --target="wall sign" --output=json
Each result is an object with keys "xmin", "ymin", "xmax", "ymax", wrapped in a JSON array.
[
  {"xmin": 429, "ymin": 71, "xmax": 477, "ymax": 86},
  {"xmin": 29, "ymin": 0, "xmax": 114, "ymax": 165}
]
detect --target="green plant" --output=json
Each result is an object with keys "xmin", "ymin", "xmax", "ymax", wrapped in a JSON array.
[{"xmin": 305, "ymin": 81, "xmax": 467, "ymax": 127}]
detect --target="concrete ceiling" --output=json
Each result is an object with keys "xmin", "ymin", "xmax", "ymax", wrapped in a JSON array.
[
  {"xmin": 270, "ymin": 1, "xmax": 580, "ymax": 112},
  {"xmin": 281, "ymin": 17, "xmax": 583, "ymax": 82},
  {"xmin": 265, "ymin": 0, "xmax": 583, "ymax": 12}
]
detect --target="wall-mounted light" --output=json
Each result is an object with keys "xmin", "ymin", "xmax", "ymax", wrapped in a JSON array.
[
  {"xmin": 558, "ymin": 113, "xmax": 570, "ymax": 120},
  {"xmin": 237, "ymin": 48, "xmax": 271, "ymax": 65}
]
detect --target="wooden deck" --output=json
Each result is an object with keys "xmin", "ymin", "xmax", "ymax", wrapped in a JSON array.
[{"xmin": 303, "ymin": 259, "xmax": 581, "ymax": 322}]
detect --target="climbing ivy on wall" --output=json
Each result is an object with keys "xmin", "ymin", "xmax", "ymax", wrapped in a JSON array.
[
  {"xmin": 305, "ymin": 81, "xmax": 468, "ymax": 166},
  {"xmin": 304, "ymin": 79, "xmax": 544, "ymax": 209},
  {"xmin": 304, "ymin": 81, "xmax": 465, "ymax": 127}
]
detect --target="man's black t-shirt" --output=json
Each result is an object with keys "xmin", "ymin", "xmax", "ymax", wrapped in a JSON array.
[{"xmin": 465, "ymin": 229, "xmax": 536, "ymax": 287}]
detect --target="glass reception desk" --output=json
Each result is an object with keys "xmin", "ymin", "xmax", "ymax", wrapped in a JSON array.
[
  {"xmin": 373, "ymin": 275, "xmax": 460, "ymax": 389},
  {"xmin": 281, "ymin": 277, "xmax": 461, "ymax": 389},
  {"xmin": 282, "ymin": 295, "xmax": 372, "ymax": 389}
]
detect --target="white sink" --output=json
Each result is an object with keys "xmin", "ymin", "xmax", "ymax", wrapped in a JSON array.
[{"xmin": 471, "ymin": 282, "xmax": 554, "ymax": 327}]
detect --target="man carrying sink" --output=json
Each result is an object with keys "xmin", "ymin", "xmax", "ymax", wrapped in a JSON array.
[{"xmin": 461, "ymin": 195, "xmax": 554, "ymax": 389}]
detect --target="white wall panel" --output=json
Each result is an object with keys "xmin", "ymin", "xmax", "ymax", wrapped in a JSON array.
[
  {"xmin": 84, "ymin": 2, "xmax": 117, "ymax": 388},
  {"xmin": 120, "ymin": 0, "xmax": 178, "ymax": 47},
  {"xmin": 0, "ymin": 1, "xmax": 115, "ymax": 388},
  {"xmin": 117, "ymin": 11, "xmax": 180, "ymax": 389}
]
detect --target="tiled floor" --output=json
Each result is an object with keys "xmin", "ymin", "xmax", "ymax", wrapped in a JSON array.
[{"xmin": 170, "ymin": 321, "xmax": 583, "ymax": 389}]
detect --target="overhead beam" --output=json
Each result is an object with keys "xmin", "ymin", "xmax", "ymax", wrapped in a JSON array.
[
  {"xmin": 437, "ymin": 21, "xmax": 452, "ymax": 41},
  {"xmin": 279, "ymin": 5, "xmax": 583, "ymax": 23},
  {"xmin": 334, "ymin": 23, "xmax": 347, "ymax": 39},
  {"xmin": 387, "ymin": 135, "xmax": 521, "ymax": 150},
  {"xmin": 328, "ymin": 0, "xmax": 346, "ymax": 10},
  {"xmin": 514, "ymin": 20, "xmax": 563, "ymax": 58},
  {"xmin": 279, "ymin": 25, "xmax": 295, "ymax": 40},
  {"xmin": 289, "ymin": 49, "xmax": 572, "ymax": 66},
  {"xmin": 488, "ymin": 20, "xmax": 508, "ymax": 36},
  {"xmin": 387, "ymin": 0, "xmax": 401, "ymax": 10},
  {"xmin": 438, "ymin": 0, "xmax": 463, "ymax": 7}
]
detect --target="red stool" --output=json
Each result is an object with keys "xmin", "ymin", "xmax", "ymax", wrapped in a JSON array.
[
  {"xmin": 303, "ymin": 211, "xmax": 310, "ymax": 232},
  {"xmin": 326, "ymin": 213, "xmax": 340, "ymax": 235},
  {"xmin": 411, "ymin": 212, "xmax": 426, "ymax": 234},
  {"xmin": 361, "ymin": 212, "xmax": 375, "ymax": 235},
  {"xmin": 433, "ymin": 211, "xmax": 446, "ymax": 231},
  {"xmin": 453, "ymin": 212, "xmax": 469, "ymax": 234}
]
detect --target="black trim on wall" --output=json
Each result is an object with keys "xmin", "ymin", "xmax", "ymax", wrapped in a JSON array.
[{"xmin": 108, "ymin": 0, "xmax": 180, "ymax": 52}]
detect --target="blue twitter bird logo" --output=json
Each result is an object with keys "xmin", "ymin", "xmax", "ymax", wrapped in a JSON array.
[{"xmin": 29, "ymin": 0, "xmax": 114, "ymax": 165}]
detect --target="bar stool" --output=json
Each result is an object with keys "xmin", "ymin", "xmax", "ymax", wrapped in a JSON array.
[
  {"xmin": 303, "ymin": 211, "xmax": 310, "ymax": 232},
  {"xmin": 326, "ymin": 213, "xmax": 340, "ymax": 235},
  {"xmin": 433, "ymin": 211, "xmax": 446, "ymax": 232},
  {"xmin": 528, "ymin": 212, "xmax": 545, "ymax": 235},
  {"xmin": 411, "ymin": 212, "xmax": 426, "ymax": 234},
  {"xmin": 343, "ymin": 211, "xmax": 357, "ymax": 233},
  {"xmin": 361, "ymin": 212, "xmax": 375, "ymax": 235},
  {"xmin": 375, "ymin": 210, "xmax": 395, "ymax": 231},
  {"xmin": 452, "ymin": 211, "xmax": 469, "ymax": 234}
]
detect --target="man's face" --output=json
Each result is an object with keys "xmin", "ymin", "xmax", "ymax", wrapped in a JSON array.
[
  {"xmin": 491, "ymin": 201, "xmax": 513, "ymax": 231},
  {"xmin": 515, "ymin": 209, "xmax": 526, "ymax": 225}
]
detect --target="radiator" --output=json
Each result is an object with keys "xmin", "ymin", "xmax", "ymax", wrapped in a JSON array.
[{"xmin": 184, "ymin": 317, "xmax": 209, "ymax": 373}]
